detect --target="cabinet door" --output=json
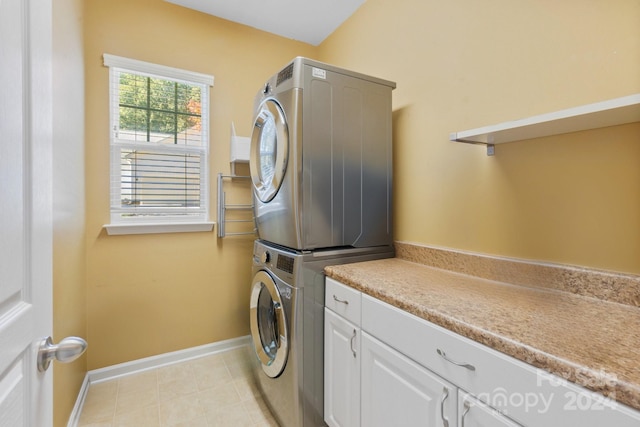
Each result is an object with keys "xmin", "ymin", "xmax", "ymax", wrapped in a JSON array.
[
  {"xmin": 361, "ymin": 332, "xmax": 457, "ymax": 427},
  {"xmin": 324, "ymin": 308, "xmax": 360, "ymax": 427},
  {"xmin": 459, "ymin": 391, "xmax": 522, "ymax": 427}
]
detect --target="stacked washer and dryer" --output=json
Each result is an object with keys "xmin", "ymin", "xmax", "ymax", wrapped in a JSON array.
[{"xmin": 248, "ymin": 57, "xmax": 396, "ymax": 427}]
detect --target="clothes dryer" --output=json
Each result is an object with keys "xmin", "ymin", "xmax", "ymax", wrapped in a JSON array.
[
  {"xmin": 250, "ymin": 57, "xmax": 396, "ymax": 251},
  {"xmin": 249, "ymin": 239, "xmax": 394, "ymax": 427}
]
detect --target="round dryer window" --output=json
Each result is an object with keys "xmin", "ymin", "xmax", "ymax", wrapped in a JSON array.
[
  {"xmin": 250, "ymin": 98, "xmax": 289, "ymax": 203},
  {"xmin": 249, "ymin": 270, "xmax": 288, "ymax": 378}
]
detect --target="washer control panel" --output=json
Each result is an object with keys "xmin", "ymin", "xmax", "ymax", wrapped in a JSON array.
[{"xmin": 276, "ymin": 254, "xmax": 295, "ymax": 274}]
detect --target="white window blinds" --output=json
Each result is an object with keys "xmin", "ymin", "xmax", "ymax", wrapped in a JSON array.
[{"xmin": 104, "ymin": 54, "xmax": 214, "ymax": 223}]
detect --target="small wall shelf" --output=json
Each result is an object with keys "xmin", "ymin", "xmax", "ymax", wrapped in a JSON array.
[
  {"xmin": 450, "ymin": 93, "xmax": 640, "ymax": 155},
  {"xmin": 230, "ymin": 122, "xmax": 250, "ymax": 175}
]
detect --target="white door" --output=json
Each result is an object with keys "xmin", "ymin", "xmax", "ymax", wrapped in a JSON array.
[
  {"xmin": 0, "ymin": 0, "xmax": 54, "ymax": 425},
  {"xmin": 361, "ymin": 332, "xmax": 458, "ymax": 427},
  {"xmin": 324, "ymin": 309, "xmax": 360, "ymax": 427}
]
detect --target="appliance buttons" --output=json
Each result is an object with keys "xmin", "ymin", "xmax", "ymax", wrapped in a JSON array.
[{"xmin": 260, "ymin": 251, "xmax": 271, "ymax": 264}]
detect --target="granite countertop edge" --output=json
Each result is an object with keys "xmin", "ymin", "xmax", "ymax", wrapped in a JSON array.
[{"xmin": 324, "ymin": 259, "xmax": 640, "ymax": 412}]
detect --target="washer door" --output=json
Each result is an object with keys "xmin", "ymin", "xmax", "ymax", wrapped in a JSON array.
[
  {"xmin": 250, "ymin": 98, "xmax": 289, "ymax": 203},
  {"xmin": 250, "ymin": 270, "xmax": 289, "ymax": 378}
]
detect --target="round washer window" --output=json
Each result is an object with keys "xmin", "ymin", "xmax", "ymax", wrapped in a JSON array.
[{"xmin": 249, "ymin": 271, "xmax": 288, "ymax": 378}]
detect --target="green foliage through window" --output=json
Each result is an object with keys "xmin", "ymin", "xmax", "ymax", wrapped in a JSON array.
[{"xmin": 117, "ymin": 73, "xmax": 202, "ymax": 144}]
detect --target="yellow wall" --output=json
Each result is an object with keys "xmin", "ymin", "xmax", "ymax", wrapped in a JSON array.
[
  {"xmin": 318, "ymin": 0, "xmax": 640, "ymax": 274},
  {"xmin": 53, "ymin": 0, "xmax": 87, "ymax": 425},
  {"xmin": 58, "ymin": 1, "xmax": 639, "ymax": 422},
  {"xmin": 83, "ymin": 0, "xmax": 316, "ymax": 369}
]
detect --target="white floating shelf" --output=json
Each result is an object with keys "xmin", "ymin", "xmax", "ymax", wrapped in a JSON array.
[
  {"xmin": 230, "ymin": 135, "xmax": 250, "ymax": 163},
  {"xmin": 450, "ymin": 93, "xmax": 640, "ymax": 147},
  {"xmin": 229, "ymin": 122, "xmax": 250, "ymax": 175}
]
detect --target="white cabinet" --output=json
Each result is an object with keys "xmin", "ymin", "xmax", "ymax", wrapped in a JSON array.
[
  {"xmin": 324, "ymin": 278, "xmax": 363, "ymax": 427},
  {"xmin": 324, "ymin": 309, "xmax": 360, "ymax": 427},
  {"xmin": 361, "ymin": 332, "xmax": 457, "ymax": 427},
  {"xmin": 325, "ymin": 277, "xmax": 640, "ymax": 427},
  {"xmin": 458, "ymin": 391, "xmax": 521, "ymax": 427},
  {"xmin": 361, "ymin": 293, "xmax": 640, "ymax": 427}
]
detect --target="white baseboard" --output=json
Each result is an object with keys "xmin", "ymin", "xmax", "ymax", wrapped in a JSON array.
[
  {"xmin": 66, "ymin": 373, "xmax": 90, "ymax": 427},
  {"xmin": 66, "ymin": 335, "xmax": 251, "ymax": 426}
]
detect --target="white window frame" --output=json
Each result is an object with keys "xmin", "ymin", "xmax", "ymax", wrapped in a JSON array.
[{"xmin": 103, "ymin": 54, "xmax": 215, "ymax": 235}]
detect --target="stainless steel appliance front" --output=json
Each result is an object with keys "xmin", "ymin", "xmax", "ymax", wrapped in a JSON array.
[
  {"xmin": 249, "ymin": 239, "xmax": 394, "ymax": 427},
  {"xmin": 250, "ymin": 57, "xmax": 396, "ymax": 251}
]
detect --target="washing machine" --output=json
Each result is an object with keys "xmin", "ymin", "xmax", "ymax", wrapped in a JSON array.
[
  {"xmin": 250, "ymin": 239, "xmax": 394, "ymax": 427},
  {"xmin": 250, "ymin": 57, "xmax": 396, "ymax": 251}
]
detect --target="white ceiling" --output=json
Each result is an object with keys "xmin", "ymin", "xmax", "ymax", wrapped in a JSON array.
[{"xmin": 165, "ymin": 0, "xmax": 366, "ymax": 46}]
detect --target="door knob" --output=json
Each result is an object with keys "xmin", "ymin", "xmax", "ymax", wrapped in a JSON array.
[{"xmin": 37, "ymin": 336, "xmax": 87, "ymax": 372}]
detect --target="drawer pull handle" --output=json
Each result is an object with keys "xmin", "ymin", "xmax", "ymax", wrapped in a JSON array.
[
  {"xmin": 461, "ymin": 401, "xmax": 471, "ymax": 427},
  {"xmin": 440, "ymin": 387, "xmax": 450, "ymax": 427},
  {"xmin": 436, "ymin": 349, "xmax": 476, "ymax": 371},
  {"xmin": 350, "ymin": 329, "xmax": 357, "ymax": 358},
  {"xmin": 333, "ymin": 295, "xmax": 349, "ymax": 305}
]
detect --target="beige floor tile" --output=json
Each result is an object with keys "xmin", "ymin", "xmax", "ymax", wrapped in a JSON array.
[
  {"xmin": 254, "ymin": 417, "xmax": 281, "ymax": 427},
  {"xmin": 243, "ymin": 397, "xmax": 278, "ymax": 426},
  {"xmin": 188, "ymin": 353, "xmax": 226, "ymax": 370},
  {"xmin": 78, "ymin": 399, "xmax": 115, "ymax": 425},
  {"xmin": 78, "ymin": 413, "xmax": 114, "ymax": 427},
  {"xmin": 116, "ymin": 386, "xmax": 158, "ymax": 415},
  {"xmin": 113, "ymin": 405, "xmax": 159, "ymax": 427},
  {"xmin": 189, "ymin": 360, "xmax": 233, "ymax": 390},
  {"xmin": 226, "ymin": 358, "xmax": 253, "ymax": 379},
  {"xmin": 157, "ymin": 363, "xmax": 194, "ymax": 385},
  {"xmin": 204, "ymin": 401, "xmax": 255, "ymax": 426},
  {"xmin": 83, "ymin": 381, "xmax": 118, "ymax": 407},
  {"xmin": 233, "ymin": 376, "xmax": 262, "ymax": 401},
  {"xmin": 158, "ymin": 376, "xmax": 198, "ymax": 402},
  {"xmin": 197, "ymin": 383, "xmax": 243, "ymax": 410},
  {"xmin": 165, "ymin": 416, "xmax": 208, "ymax": 427},
  {"xmin": 78, "ymin": 346, "xmax": 280, "ymax": 427},
  {"xmin": 159, "ymin": 393, "xmax": 204, "ymax": 426},
  {"xmin": 79, "ymin": 380, "xmax": 118, "ymax": 423},
  {"xmin": 221, "ymin": 346, "xmax": 252, "ymax": 365},
  {"xmin": 117, "ymin": 370, "xmax": 158, "ymax": 395}
]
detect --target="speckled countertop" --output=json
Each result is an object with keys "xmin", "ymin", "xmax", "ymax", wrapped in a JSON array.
[{"xmin": 324, "ymin": 245, "xmax": 640, "ymax": 412}]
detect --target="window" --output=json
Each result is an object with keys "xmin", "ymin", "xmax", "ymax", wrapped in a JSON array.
[{"xmin": 103, "ymin": 54, "xmax": 214, "ymax": 233}]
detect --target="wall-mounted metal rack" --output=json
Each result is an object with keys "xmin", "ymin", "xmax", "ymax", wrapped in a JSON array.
[{"xmin": 216, "ymin": 173, "xmax": 254, "ymax": 238}]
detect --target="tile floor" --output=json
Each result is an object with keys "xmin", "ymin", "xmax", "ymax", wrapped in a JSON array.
[{"xmin": 77, "ymin": 345, "xmax": 279, "ymax": 426}]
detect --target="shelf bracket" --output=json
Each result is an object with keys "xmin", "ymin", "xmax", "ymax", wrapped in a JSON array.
[{"xmin": 486, "ymin": 144, "xmax": 495, "ymax": 156}]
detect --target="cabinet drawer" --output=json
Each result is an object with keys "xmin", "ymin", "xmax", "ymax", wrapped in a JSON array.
[
  {"xmin": 362, "ymin": 294, "xmax": 640, "ymax": 427},
  {"xmin": 325, "ymin": 278, "xmax": 361, "ymax": 326}
]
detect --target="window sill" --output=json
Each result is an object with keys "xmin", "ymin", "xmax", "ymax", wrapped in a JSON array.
[{"xmin": 104, "ymin": 222, "xmax": 215, "ymax": 236}]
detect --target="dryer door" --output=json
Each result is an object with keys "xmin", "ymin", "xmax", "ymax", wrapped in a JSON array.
[
  {"xmin": 250, "ymin": 270, "xmax": 289, "ymax": 378},
  {"xmin": 250, "ymin": 98, "xmax": 289, "ymax": 203}
]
